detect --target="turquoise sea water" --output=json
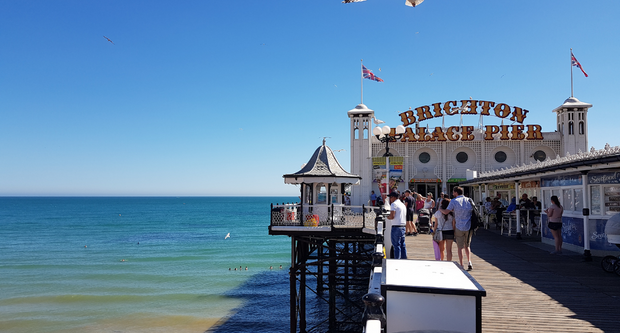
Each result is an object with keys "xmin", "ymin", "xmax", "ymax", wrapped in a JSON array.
[{"xmin": 0, "ymin": 197, "xmax": 296, "ymax": 333}]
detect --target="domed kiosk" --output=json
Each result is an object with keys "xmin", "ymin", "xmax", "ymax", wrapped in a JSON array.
[{"xmin": 270, "ymin": 138, "xmax": 377, "ymax": 234}]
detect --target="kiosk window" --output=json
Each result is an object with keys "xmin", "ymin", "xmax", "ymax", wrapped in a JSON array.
[
  {"xmin": 604, "ymin": 186, "xmax": 620, "ymax": 215},
  {"xmin": 590, "ymin": 186, "xmax": 602, "ymax": 215}
]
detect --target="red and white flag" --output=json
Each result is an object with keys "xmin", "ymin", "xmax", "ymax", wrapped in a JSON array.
[
  {"xmin": 362, "ymin": 65, "xmax": 384, "ymax": 82},
  {"xmin": 571, "ymin": 51, "xmax": 588, "ymax": 77}
]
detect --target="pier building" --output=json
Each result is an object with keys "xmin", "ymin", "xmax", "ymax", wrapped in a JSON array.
[
  {"xmin": 348, "ymin": 97, "xmax": 591, "ymax": 205},
  {"xmin": 348, "ymin": 96, "xmax": 620, "ymax": 258}
]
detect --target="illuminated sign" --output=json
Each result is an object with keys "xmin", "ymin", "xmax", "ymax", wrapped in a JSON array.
[{"xmin": 397, "ymin": 100, "xmax": 544, "ymax": 141}]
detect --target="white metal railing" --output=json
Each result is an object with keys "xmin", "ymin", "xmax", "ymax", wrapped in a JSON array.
[{"xmin": 270, "ymin": 203, "xmax": 377, "ymax": 229}]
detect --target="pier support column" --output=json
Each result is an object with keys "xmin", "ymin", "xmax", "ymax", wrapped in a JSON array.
[
  {"xmin": 582, "ymin": 171, "xmax": 592, "ymax": 261},
  {"xmin": 290, "ymin": 236, "xmax": 296, "ymax": 333},
  {"xmin": 329, "ymin": 239, "xmax": 336, "ymax": 331},
  {"xmin": 515, "ymin": 181, "xmax": 522, "ymax": 239}
]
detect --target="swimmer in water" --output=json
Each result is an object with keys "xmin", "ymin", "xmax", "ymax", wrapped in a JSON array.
[
  {"xmin": 279, "ymin": 265, "xmax": 283, "ymax": 269},
  {"xmin": 234, "ymin": 268, "xmax": 237, "ymax": 271},
  {"xmin": 269, "ymin": 266, "xmax": 273, "ymax": 270},
  {"xmin": 245, "ymin": 266, "xmax": 248, "ymax": 270}
]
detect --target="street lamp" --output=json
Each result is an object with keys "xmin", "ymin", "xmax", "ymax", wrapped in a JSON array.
[
  {"xmin": 373, "ymin": 125, "xmax": 406, "ymax": 201},
  {"xmin": 373, "ymin": 125, "xmax": 406, "ymax": 157}
]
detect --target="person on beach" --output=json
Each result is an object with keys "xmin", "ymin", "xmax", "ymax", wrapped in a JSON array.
[
  {"xmin": 388, "ymin": 191, "xmax": 407, "ymax": 259},
  {"xmin": 432, "ymin": 198, "xmax": 455, "ymax": 261},
  {"xmin": 439, "ymin": 186, "xmax": 474, "ymax": 270},
  {"xmin": 404, "ymin": 190, "xmax": 418, "ymax": 236},
  {"xmin": 545, "ymin": 195, "xmax": 564, "ymax": 254}
]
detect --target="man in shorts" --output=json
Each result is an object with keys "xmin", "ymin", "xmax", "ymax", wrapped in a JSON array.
[
  {"xmin": 439, "ymin": 186, "xmax": 473, "ymax": 270},
  {"xmin": 403, "ymin": 190, "xmax": 418, "ymax": 236}
]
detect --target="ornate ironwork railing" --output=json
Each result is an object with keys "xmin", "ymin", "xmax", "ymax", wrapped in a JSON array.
[{"xmin": 270, "ymin": 203, "xmax": 377, "ymax": 229}]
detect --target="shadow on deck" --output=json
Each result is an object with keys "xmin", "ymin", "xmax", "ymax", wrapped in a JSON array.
[{"xmin": 406, "ymin": 228, "xmax": 620, "ymax": 332}]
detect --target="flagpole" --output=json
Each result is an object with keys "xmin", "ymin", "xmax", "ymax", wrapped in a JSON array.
[
  {"xmin": 360, "ymin": 59, "xmax": 364, "ymax": 104},
  {"xmin": 570, "ymin": 48, "xmax": 574, "ymax": 97}
]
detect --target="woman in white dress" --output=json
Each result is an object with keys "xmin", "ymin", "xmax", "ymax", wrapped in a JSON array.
[{"xmin": 432, "ymin": 198, "xmax": 455, "ymax": 261}]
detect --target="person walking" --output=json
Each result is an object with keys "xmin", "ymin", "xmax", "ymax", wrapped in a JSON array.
[
  {"xmin": 404, "ymin": 190, "xmax": 418, "ymax": 236},
  {"xmin": 545, "ymin": 195, "xmax": 564, "ymax": 254},
  {"xmin": 370, "ymin": 191, "xmax": 377, "ymax": 206},
  {"xmin": 435, "ymin": 192, "xmax": 445, "ymax": 214},
  {"xmin": 439, "ymin": 186, "xmax": 474, "ymax": 270},
  {"xmin": 432, "ymin": 198, "xmax": 455, "ymax": 261},
  {"xmin": 388, "ymin": 191, "xmax": 407, "ymax": 259}
]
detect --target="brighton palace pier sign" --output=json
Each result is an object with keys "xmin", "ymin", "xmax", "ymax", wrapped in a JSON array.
[{"xmin": 397, "ymin": 100, "xmax": 544, "ymax": 142}]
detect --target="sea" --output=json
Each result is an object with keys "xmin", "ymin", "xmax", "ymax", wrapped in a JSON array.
[{"xmin": 0, "ymin": 196, "xmax": 299, "ymax": 333}]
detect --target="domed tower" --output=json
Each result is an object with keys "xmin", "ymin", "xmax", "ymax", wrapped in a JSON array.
[
  {"xmin": 553, "ymin": 97, "xmax": 592, "ymax": 156},
  {"xmin": 348, "ymin": 103, "xmax": 374, "ymax": 206}
]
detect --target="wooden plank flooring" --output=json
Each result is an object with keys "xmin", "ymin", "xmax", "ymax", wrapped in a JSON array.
[{"xmin": 402, "ymin": 228, "xmax": 620, "ymax": 332}]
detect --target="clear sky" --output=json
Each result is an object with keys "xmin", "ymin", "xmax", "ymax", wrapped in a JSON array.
[{"xmin": 1, "ymin": 0, "xmax": 618, "ymax": 196}]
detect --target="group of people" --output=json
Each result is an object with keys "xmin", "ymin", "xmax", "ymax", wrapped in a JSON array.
[
  {"xmin": 372, "ymin": 189, "xmax": 442, "ymax": 236},
  {"xmin": 382, "ymin": 185, "xmax": 566, "ymax": 268},
  {"xmin": 386, "ymin": 186, "xmax": 475, "ymax": 270},
  {"xmin": 483, "ymin": 193, "xmax": 564, "ymax": 254}
]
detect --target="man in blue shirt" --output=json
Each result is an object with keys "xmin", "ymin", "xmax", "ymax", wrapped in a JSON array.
[
  {"xmin": 440, "ymin": 186, "xmax": 473, "ymax": 270},
  {"xmin": 388, "ymin": 191, "xmax": 407, "ymax": 259}
]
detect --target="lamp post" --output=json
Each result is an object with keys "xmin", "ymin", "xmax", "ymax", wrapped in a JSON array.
[{"xmin": 373, "ymin": 125, "xmax": 406, "ymax": 198}]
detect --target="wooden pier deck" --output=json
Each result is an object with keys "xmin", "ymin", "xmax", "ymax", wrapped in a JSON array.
[{"xmin": 403, "ymin": 229, "xmax": 620, "ymax": 332}]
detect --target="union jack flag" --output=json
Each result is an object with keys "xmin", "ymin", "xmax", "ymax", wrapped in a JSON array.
[
  {"xmin": 571, "ymin": 51, "xmax": 588, "ymax": 77},
  {"xmin": 362, "ymin": 65, "xmax": 384, "ymax": 82}
]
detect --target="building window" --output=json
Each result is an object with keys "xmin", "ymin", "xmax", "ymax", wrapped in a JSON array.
[
  {"xmin": 533, "ymin": 150, "xmax": 546, "ymax": 162},
  {"xmin": 456, "ymin": 152, "xmax": 468, "ymax": 163},
  {"xmin": 579, "ymin": 121, "xmax": 584, "ymax": 135},
  {"xmin": 494, "ymin": 151, "xmax": 507, "ymax": 163},
  {"xmin": 419, "ymin": 152, "xmax": 431, "ymax": 163},
  {"xmin": 569, "ymin": 121, "xmax": 574, "ymax": 135}
]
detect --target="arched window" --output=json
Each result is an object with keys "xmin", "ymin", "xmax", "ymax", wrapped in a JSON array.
[
  {"xmin": 317, "ymin": 184, "xmax": 327, "ymax": 204},
  {"xmin": 579, "ymin": 121, "xmax": 584, "ymax": 135},
  {"xmin": 354, "ymin": 128, "xmax": 359, "ymax": 140},
  {"xmin": 568, "ymin": 121, "xmax": 574, "ymax": 135}
]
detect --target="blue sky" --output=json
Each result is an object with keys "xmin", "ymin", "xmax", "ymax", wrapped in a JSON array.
[{"xmin": 1, "ymin": 0, "xmax": 618, "ymax": 196}]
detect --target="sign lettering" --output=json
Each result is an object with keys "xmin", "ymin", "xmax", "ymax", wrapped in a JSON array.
[{"xmin": 399, "ymin": 100, "xmax": 544, "ymax": 142}]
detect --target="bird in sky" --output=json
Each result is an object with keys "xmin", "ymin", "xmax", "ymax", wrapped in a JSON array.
[
  {"xmin": 405, "ymin": 0, "xmax": 424, "ymax": 7},
  {"xmin": 224, "ymin": 233, "xmax": 230, "ymax": 239},
  {"xmin": 373, "ymin": 117, "xmax": 385, "ymax": 125},
  {"xmin": 103, "ymin": 36, "xmax": 114, "ymax": 45}
]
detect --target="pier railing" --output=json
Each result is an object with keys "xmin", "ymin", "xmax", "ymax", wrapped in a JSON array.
[{"xmin": 270, "ymin": 203, "xmax": 377, "ymax": 229}]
